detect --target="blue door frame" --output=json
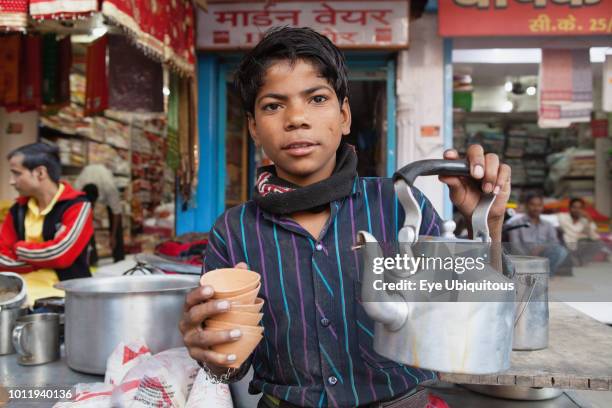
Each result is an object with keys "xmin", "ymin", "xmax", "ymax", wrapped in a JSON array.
[{"xmin": 176, "ymin": 53, "xmax": 397, "ymax": 234}]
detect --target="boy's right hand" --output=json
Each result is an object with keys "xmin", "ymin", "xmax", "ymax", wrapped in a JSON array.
[{"xmin": 179, "ymin": 284, "xmax": 242, "ymax": 374}]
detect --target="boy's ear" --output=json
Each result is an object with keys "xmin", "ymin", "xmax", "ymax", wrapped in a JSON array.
[
  {"xmin": 340, "ymin": 97, "xmax": 351, "ymax": 136},
  {"xmin": 247, "ymin": 113, "xmax": 261, "ymax": 147}
]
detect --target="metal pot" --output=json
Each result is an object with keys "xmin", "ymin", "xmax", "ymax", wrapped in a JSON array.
[
  {"xmin": 0, "ymin": 272, "xmax": 27, "ymax": 310},
  {"xmin": 0, "ymin": 307, "xmax": 27, "ymax": 355},
  {"xmin": 55, "ymin": 275, "xmax": 198, "ymax": 374},
  {"xmin": 463, "ymin": 384, "xmax": 563, "ymax": 401},
  {"xmin": 510, "ymin": 255, "xmax": 549, "ymax": 351},
  {"xmin": 357, "ymin": 160, "xmax": 515, "ymax": 375}
]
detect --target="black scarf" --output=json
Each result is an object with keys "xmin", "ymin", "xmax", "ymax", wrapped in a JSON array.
[{"xmin": 253, "ymin": 143, "xmax": 358, "ymax": 214}]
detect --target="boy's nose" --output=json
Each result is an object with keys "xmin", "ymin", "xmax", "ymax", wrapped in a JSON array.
[{"xmin": 284, "ymin": 105, "xmax": 310, "ymax": 130}]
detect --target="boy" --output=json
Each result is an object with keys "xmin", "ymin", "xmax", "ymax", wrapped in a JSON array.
[
  {"xmin": 180, "ymin": 27, "xmax": 510, "ymax": 408},
  {"xmin": 0, "ymin": 143, "xmax": 93, "ymax": 303}
]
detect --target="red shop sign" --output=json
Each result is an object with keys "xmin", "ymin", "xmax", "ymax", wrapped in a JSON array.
[{"xmin": 438, "ymin": 0, "xmax": 612, "ymax": 37}]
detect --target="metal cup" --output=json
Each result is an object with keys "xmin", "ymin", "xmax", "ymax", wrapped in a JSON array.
[
  {"xmin": 0, "ymin": 307, "xmax": 27, "ymax": 355},
  {"xmin": 12, "ymin": 313, "xmax": 61, "ymax": 365}
]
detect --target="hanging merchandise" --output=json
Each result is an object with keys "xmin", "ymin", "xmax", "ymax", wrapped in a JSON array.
[
  {"xmin": 20, "ymin": 35, "xmax": 42, "ymax": 111},
  {"xmin": 538, "ymin": 49, "xmax": 593, "ymax": 128},
  {"xmin": 0, "ymin": 34, "xmax": 21, "ymax": 108},
  {"xmin": 102, "ymin": 0, "xmax": 195, "ymax": 76},
  {"xmin": 84, "ymin": 35, "xmax": 109, "ymax": 116},
  {"xmin": 166, "ymin": 73, "xmax": 180, "ymax": 171},
  {"xmin": 177, "ymin": 77, "xmax": 198, "ymax": 207},
  {"xmin": 29, "ymin": 0, "xmax": 97, "ymax": 20},
  {"xmin": 0, "ymin": 0, "xmax": 28, "ymax": 31},
  {"xmin": 108, "ymin": 34, "xmax": 163, "ymax": 112},
  {"xmin": 604, "ymin": 55, "xmax": 612, "ymax": 113},
  {"xmin": 42, "ymin": 34, "xmax": 59, "ymax": 105},
  {"xmin": 57, "ymin": 35, "xmax": 72, "ymax": 106}
]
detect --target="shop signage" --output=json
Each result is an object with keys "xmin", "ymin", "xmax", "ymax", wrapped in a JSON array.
[
  {"xmin": 438, "ymin": 0, "xmax": 612, "ymax": 37},
  {"xmin": 197, "ymin": 1, "xmax": 409, "ymax": 50}
]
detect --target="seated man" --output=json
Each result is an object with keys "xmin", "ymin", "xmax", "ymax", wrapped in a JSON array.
[
  {"xmin": 558, "ymin": 198, "xmax": 611, "ymax": 264},
  {"xmin": 0, "ymin": 143, "xmax": 93, "ymax": 304},
  {"xmin": 508, "ymin": 194, "xmax": 568, "ymax": 275}
]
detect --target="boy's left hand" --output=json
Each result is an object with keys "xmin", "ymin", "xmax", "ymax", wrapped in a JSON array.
[{"xmin": 439, "ymin": 145, "xmax": 511, "ymax": 239}]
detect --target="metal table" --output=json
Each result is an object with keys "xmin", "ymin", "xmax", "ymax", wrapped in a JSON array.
[
  {"xmin": 0, "ymin": 350, "xmax": 607, "ymax": 408},
  {"xmin": 0, "ymin": 346, "xmax": 102, "ymax": 407}
]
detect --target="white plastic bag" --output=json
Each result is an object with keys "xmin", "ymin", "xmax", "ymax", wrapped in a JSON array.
[
  {"xmin": 52, "ymin": 383, "xmax": 113, "ymax": 408},
  {"xmin": 105, "ymin": 340, "xmax": 152, "ymax": 385},
  {"xmin": 111, "ymin": 347, "xmax": 200, "ymax": 408},
  {"xmin": 185, "ymin": 369, "xmax": 233, "ymax": 408}
]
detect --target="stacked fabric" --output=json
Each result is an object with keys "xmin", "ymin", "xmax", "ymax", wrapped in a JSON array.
[
  {"xmin": 0, "ymin": 0, "xmax": 28, "ymax": 31},
  {"xmin": 538, "ymin": 49, "xmax": 593, "ymax": 128}
]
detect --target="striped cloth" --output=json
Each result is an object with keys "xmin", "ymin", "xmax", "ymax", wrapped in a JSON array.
[{"xmin": 204, "ymin": 177, "xmax": 442, "ymax": 407}]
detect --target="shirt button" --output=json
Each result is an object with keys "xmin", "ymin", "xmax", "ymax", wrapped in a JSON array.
[
  {"xmin": 315, "ymin": 243, "xmax": 323, "ymax": 251},
  {"xmin": 320, "ymin": 318, "xmax": 330, "ymax": 327},
  {"xmin": 327, "ymin": 376, "xmax": 338, "ymax": 386}
]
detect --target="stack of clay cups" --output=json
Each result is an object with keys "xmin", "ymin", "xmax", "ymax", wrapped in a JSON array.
[{"xmin": 200, "ymin": 268, "xmax": 264, "ymax": 368}]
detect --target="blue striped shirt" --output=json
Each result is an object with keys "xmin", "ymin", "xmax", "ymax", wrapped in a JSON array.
[{"xmin": 204, "ymin": 177, "xmax": 442, "ymax": 407}]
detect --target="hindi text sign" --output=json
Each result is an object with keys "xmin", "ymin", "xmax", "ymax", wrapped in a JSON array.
[
  {"xmin": 197, "ymin": 1, "xmax": 409, "ymax": 50},
  {"xmin": 439, "ymin": 0, "xmax": 612, "ymax": 37}
]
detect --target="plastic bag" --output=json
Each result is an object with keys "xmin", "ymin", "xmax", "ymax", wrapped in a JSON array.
[
  {"xmin": 52, "ymin": 383, "xmax": 113, "ymax": 408},
  {"xmin": 184, "ymin": 369, "xmax": 233, "ymax": 408},
  {"xmin": 105, "ymin": 340, "xmax": 152, "ymax": 385},
  {"xmin": 111, "ymin": 347, "xmax": 200, "ymax": 408}
]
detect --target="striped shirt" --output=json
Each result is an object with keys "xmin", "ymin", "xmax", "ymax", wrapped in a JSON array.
[{"xmin": 203, "ymin": 177, "xmax": 442, "ymax": 407}]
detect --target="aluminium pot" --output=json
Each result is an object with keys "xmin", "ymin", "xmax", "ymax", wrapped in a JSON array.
[{"xmin": 55, "ymin": 275, "xmax": 198, "ymax": 374}]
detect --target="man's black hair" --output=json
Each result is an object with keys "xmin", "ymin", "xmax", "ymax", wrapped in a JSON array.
[
  {"xmin": 7, "ymin": 142, "xmax": 61, "ymax": 184},
  {"xmin": 82, "ymin": 184, "xmax": 99, "ymax": 204},
  {"xmin": 524, "ymin": 193, "xmax": 543, "ymax": 204},
  {"xmin": 234, "ymin": 26, "xmax": 349, "ymax": 115},
  {"xmin": 569, "ymin": 197, "xmax": 585, "ymax": 207}
]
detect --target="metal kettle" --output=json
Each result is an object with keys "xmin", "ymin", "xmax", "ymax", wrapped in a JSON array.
[{"xmin": 357, "ymin": 160, "xmax": 515, "ymax": 375}]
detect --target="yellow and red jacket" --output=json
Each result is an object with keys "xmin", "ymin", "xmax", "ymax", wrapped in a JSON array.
[{"xmin": 0, "ymin": 182, "xmax": 93, "ymax": 281}]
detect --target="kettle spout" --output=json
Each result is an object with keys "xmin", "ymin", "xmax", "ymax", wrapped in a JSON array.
[{"xmin": 357, "ymin": 231, "xmax": 408, "ymax": 331}]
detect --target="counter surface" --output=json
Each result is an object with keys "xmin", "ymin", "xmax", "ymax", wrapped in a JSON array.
[{"xmin": 439, "ymin": 302, "xmax": 612, "ymax": 391}]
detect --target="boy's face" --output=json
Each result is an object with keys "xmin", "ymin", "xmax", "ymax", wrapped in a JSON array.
[{"xmin": 247, "ymin": 59, "xmax": 351, "ymax": 186}]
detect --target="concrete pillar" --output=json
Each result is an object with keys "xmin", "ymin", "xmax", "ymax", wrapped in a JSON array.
[{"xmin": 396, "ymin": 13, "xmax": 447, "ymax": 216}]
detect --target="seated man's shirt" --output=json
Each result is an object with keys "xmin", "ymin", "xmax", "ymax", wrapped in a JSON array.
[
  {"xmin": 557, "ymin": 213, "xmax": 599, "ymax": 251},
  {"xmin": 507, "ymin": 215, "xmax": 559, "ymax": 255},
  {"xmin": 0, "ymin": 182, "xmax": 93, "ymax": 304},
  {"xmin": 22, "ymin": 183, "xmax": 66, "ymax": 302},
  {"xmin": 204, "ymin": 177, "xmax": 441, "ymax": 407}
]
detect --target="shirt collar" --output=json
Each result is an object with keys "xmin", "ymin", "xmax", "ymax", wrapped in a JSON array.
[{"xmin": 27, "ymin": 183, "xmax": 65, "ymax": 217}]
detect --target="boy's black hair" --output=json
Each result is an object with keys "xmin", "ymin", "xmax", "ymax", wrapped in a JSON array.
[
  {"xmin": 234, "ymin": 26, "xmax": 349, "ymax": 115},
  {"xmin": 7, "ymin": 142, "xmax": 61, "ymax": 184},
  {"xmin": 524, "ymin": 193, "xmax": 543, "ymax": 204},
  {"xmin": 569, "ymin": 197, "xmax": 585, "ymax": 207}
]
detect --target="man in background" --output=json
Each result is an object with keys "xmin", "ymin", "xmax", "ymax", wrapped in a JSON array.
[
  {"xmin": 0, "ymin": 143, "xmax": 93, "ymax": 303},
  {"xmin": 75, "ymin": 164, "xmax": 125, "ymax": 264},
  {"xmin": 508, "ymin": 194, "xmax": 568, "ymax": 275},
  {"xmin": 558, "ymin": 198, "xmax": 611, "ymax": 265}
]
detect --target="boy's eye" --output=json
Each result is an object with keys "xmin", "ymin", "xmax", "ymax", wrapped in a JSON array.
[
  {"xmin": 262, "ymin": 103, "xmax": 281, "ymax": 111},
  {"xmin": 312, "ymin": 95, "xmax": 328, "ymax": 104}
]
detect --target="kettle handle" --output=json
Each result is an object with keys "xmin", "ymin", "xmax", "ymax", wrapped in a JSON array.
[
  {"xmin": 393, "ymin": 159, "xmax": 470, "ymax": 185},
  {"xmin": 393, "ymin": 159, "xmax": 495, "ymax": 243}
]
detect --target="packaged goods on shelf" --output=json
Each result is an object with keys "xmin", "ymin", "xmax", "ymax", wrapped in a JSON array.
[
  {"xmin": 525, "ymin": 134, "xmax": 549, "ymax": 155},
  {"xmin": 467, "ymin": 130, "xmax": 505, "ymax": 155},
  {"xmin": 56, "ymin": 137, "xmax": 85, "ymax": 167},
  {"xmin": 504, "ymin": 128, "xmax": 528, "ymax": 158}
]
